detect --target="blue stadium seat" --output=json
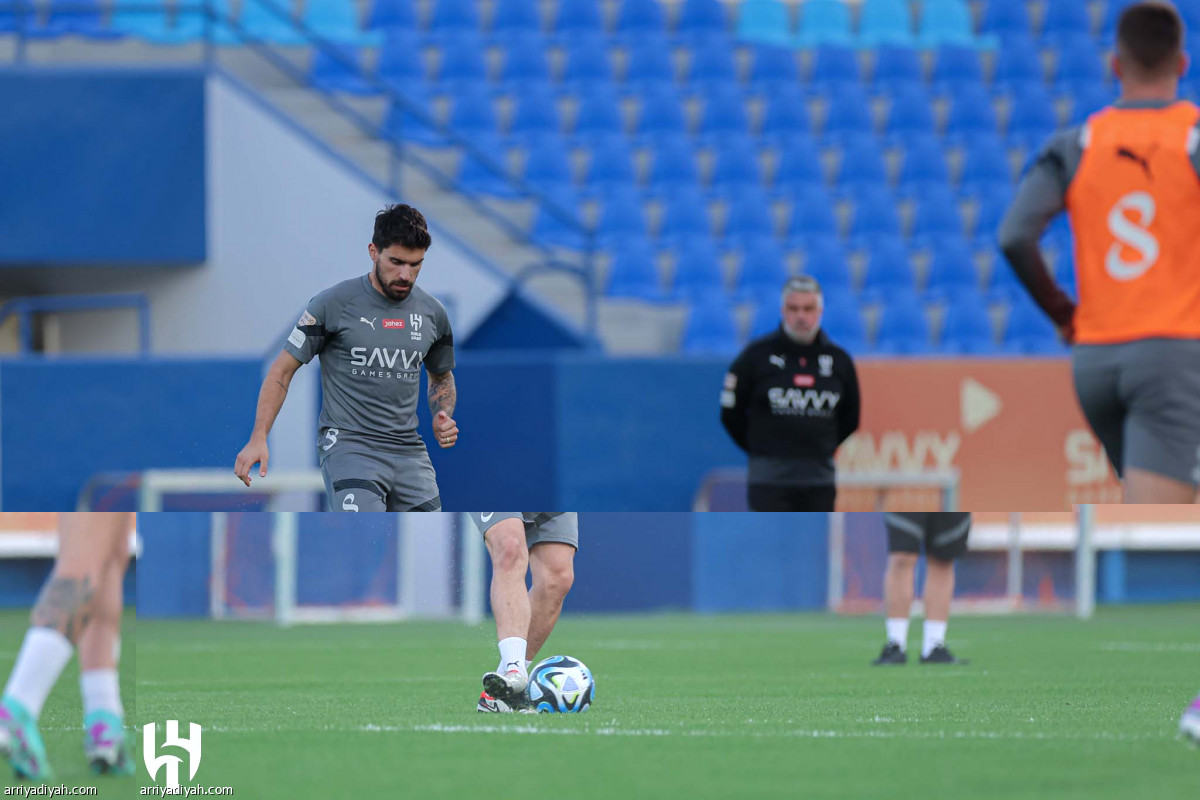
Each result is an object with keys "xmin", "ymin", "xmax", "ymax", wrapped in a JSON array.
[
  {"xmin": 809, "ymin": 45, "xmax": 862, "ymax": 94},
  {"xmin": 884, "ymin": 85, "xmax": 937, "ymax": 147},
  {"xmin": 822, "ymin": 85, "xmax": 875, "ymax": 141},
  {"xmin": 562, "ymin": 33, "xmax": 616, "ymax": 91},
  {"xmin": 992, "ymin": 35, "xmax": 1044, "ymax": 95},
  {"xmin": 772, "ymin": 132, "xmax": 823, "ymax": 192},
  {"xmin": 1100, "ymin": 1, "xmax": 1139, "ymax": 46},
  {"xmin": 238, "ymin": 0, "xmax": 306, "ymax": 46},
  {"xmin": 368, "ymin": 0, "xmax": 417, "ymax": 31},
  {"xmin": 749, "ymin": 297, "xmax": 785, "ymax": 339},
  {"xmin": 799, "ymin": 236, "xmax": 854, "ymax": 293},
  {"xmin": 911, "ymin": 185, "xmax": 966, "ymax": 241},
  {"xmin": 959, "ymin": 134, "xmax": 1012, "ymax": 194},
  {"xmin": 938, "ymin": 292, "xmax": 996, "ymax": 353},
  {"xmin": 520, "ymin": 134, "xmax": 574, "ymax": 195},
  {"xmin": 760, "ymin": 85, "xmax": 813, "ymax": 142},
  {"xmin": 447, "ymin": 84, "xmax": 499, "ymax": 139},
  {"xmin": 607, "ymin": 238, "xmax": 666, "ymax": 300},
  {"xmin": 498, "ymin": 32, "xmax": 552, "ymax": 93},
  {"xmin": 1041, "ymin": 212, "xmax": 1073, "ymax": 257},
  {"xmin": 870, "ymin": 45, "xmax": 923, "ymax": 95},
  {"xmin": 1053, "ymin": 248, "xmax": 1077, "ymax": 299},
  {"xmin": 679, "ymin": 0, "xmax": 726, "ymax": 36},
  {"xmin": 530, "ymin": 187, "xmax": 588, "ymax": 249},
  {"xmin": 979, "ymin": 0, "xmax": 1032, "ymax": 42},
  {"xmin": 709, "ymin": 138, "xmax": 764, "ymax": 194},
  {"xmin": 944, "ymin": 84, "xmax": 1000, "ymax": 141},
  {"xmin": 737, "ymin": 0, "xmax": 793, "ymax": 47},
  {"xmin": 112, "ymin": 0, "xmax": 210, "ymax": 43},
  {"xmin": 1003, "ymin": 298, "xmax": 1066, "ymax": 354},
  {"xmin": 818, "ymin": 295, "xmax": 867, "ymax": 351},
  {"xmin": 931, "ymin": 45, "xmax": 985, "ymax": 94},
  {"xmin": 916, "ymin": 0, "xmax": 981, "ymax": 49},
  {"xmin": 617, "ymin": 0, "xmax": 667, "ymax": 38},
  {"xmin": 796, "ymin": 0, "xmax": 852, "ymax": 47},
  {"xmin": 435, "ymin": 32, "xmax": 490, "ymax": 90},
  {"xmin": 848, "ymin": 186, "xmax": 902, "ymax": 245},
  {"xmin": 681, "ymin": 297, "xmax": 741, "ymax": 354},
  {"xmin": 1053, "ymin": 36, "xmax": 1107, "ymax": 95},
  {"xmin": 376, "ymin": 36, "xmax": 427, "ymax": 97},
  {"xmin": 572, "ymin": 84, "xmax": 626, "ymax": 144},
  {"xmin": 625, "ymin": 41, "xmax": 678, "ymax": 91},
  {"xmin": 1040, "ymin": 0, "xmax": 1091, "ymax": 46},
  {"xmin": 723, "ymin": 187, "xmax": 777, "ymax": 244},
  {"xmin": 859, "ymin": 0, "xmax": 915, "ymax": 47},
  {"xmin": 1007, "ymin": 84, "xmax": 1059, "ymax": 151},
  {"xmin": 874, "ymin": 297, "xmax": 933, "ymax": 354},
  {"xmin": 304, "ymin": 0, "xmax": 382, "ymax": 45},
  {"xmin": 897, "ymin": 134, "xmax": 951, "ymax": 194},
  {"xmin": 583, "ymin": 139, "xmax": 638, "ymax": 197},
  {"xmin": 429, "ymin": 0, "xmax": 479, "ymax": 39},
  {"xmin": 382, "ymin": 86, "xmax": 444, "ymax": 146},
  {"xmin": 735, "ymin": 237, "xmax": 790, "ymax": 299},
  {"xmin": 925, "ymin": 236, "xmax": 981, "ymax": 302},
  {"xmin": 749, "ymin": 45, "xmax": 800, "ymax": 92},
  {"xmin": 787, "ymin": 186, "xmax": 840, "ymax": 242},
  {"xmin": 672, "ymin": 239, "xmax": 729, "ymax": 301},
  {"xmin": 861, "ymin": 238, "xmax": 919, "ymax": 300},
  {"xmin": 635, "ymin": 85, "xmax": 689, "ymax": 144},
  {"xmin": 456, "ymin": 134, "xmax": 520, "ymax": 198},
  {"xmin": 509, "ymin": 83, "xmax": 563, "ymax": 143},
  {"xmin": 986, "ymin": 256, "xmax": 1025, "ymax": 302},
  {"xmin": 698, "ymin": 85, "xmax": 751, "ymax": 140},
  {"xmin": 555, "ymin": 0, "xmax": 603, "ymax": 37},
  {"xmin": 490, "ymin": 0, "xmax": 541, "ymax": 37},
  {"xmin": 647, "ymin": 134, "xmax": 701, "ymax": 195},
  {"xmin": 688, "ymin": 37, "xmax": 740, "ymax": 88},
  {"xmin": 972, "ymin": 185, "xmax": 1013, "ymax": 246},
  {"xmin": 1070, "ymin": 82, "xmax": 1116, "ymax": 124},
  {"xmin": 835, "ymin": 134, "xmax": 888, "ymax": 191},
  {"xmin": 659, "ymin": 187, "xmax": 715, "ymax": 243},
  {"xmin": 310, "ymin": 44, "xmax": 373, "ymax": 95},
  {"xmin": 596, "ymin": 188, "xmax": 651, "ymax": 246},
  {"xmin": 31, "ymin": 0, "xmax": 121, "ymax": 39}
]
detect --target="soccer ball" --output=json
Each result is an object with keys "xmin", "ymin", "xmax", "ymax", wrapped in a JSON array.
[{"xmin": 528, "ymin": 655, "xmax": 594, "ymax": 713}]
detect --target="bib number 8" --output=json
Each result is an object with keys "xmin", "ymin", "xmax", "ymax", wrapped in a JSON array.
[{"xmin": 1105, "ymin": 191, "xmax": 1159, "ymax": 281}]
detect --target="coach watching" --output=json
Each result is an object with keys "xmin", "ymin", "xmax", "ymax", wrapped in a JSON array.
[{"xmin": 720, "ymin": 276, "xmax": 861, "ymax": 511}]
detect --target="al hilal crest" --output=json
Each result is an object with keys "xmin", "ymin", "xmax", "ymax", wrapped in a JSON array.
[{"xmin": 818, "ymin": 354, "xmax": 834, "ymax": 376}]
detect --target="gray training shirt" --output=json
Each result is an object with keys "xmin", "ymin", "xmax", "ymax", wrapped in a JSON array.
[
  {"xmin": 997, "ymin": 100, "xmax": 1200, "ymax": 326},
  {"xmin": 284, "ymin": 275, "xmax": 455, "ymax": 447}
]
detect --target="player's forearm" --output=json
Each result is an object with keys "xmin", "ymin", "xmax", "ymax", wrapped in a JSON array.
[
  {"xmin": 428, "ymin": 370, "xmax": 456, "ymax": 418},
  {"xmin": 250, "ymin": 375, "xmax": 289, "ymax": 440}
]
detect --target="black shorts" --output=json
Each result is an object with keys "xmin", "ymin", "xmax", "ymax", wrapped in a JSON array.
[
  {"xmin": 747, "ymin": 484, "xmax": 836, "ymax": 512},
  {"xmin": 885, "ymin": 512, "xmax": 971, "ymax": 561}
]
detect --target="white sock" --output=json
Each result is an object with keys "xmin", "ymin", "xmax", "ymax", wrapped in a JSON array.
[
  {"xmin": 3, "ymin": 628, "xmax": 74, "ymax": 719},
  {"xmin": 525, "ymin": 660, "xmax": 532, "ymax": 672},
  {"xmin": 886, "ymin": 618, "xmax": 909, "ymax": 650},
  {"xmin": 80, "ymin": 669, "xmax": 124, "ymax": 719},
  {"xmin": 923, "ymin": 620, "xmax": 948, "ymax": 658},
  {"xmin": 496, "ymin": 637, "xmax": 528, "ymax": 676}
]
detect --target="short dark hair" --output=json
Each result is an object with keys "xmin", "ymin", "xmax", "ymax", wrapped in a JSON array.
[
  {"xmin": 373, "ymin": 204, "xmax": 432, "ymax": 252},
  {"xmin": 1117, "ymin": 2, "xmax": 1184, "ymax": 76}
]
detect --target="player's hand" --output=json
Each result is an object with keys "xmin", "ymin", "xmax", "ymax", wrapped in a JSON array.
[
  {"xmin": 433, "ymin": 411, "xmax": 458, "ymax": 449},
  {"xmin": 234, "ymin": 438, "xmax": 269, "ymax": 487},
  {"xmin": 1057, "ymin": 320, "xmax": 1075, "ymax": 345}
]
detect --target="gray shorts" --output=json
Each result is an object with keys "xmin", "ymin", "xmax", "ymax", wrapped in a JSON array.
[
  {"xmin": 467, "ymin": 512, "xmax": 579, "ymax": 549},
  {"xmin": 1072, "ymin": 338, "xmax": 1200, "ymax": 486},
  {"xmin": 317, "ymin": 428, "xmax": 441, "ymax": 512}
]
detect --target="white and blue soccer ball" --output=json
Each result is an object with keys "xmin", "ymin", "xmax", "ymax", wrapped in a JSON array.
[{"xmin": 528, "ymin": 655, "xmax": 594, "ymax": 713}]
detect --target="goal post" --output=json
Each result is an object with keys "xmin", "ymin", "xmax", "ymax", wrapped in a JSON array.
[{"xmin": 138, "ymin": 469, "xmax": 328, "ymax": 512}]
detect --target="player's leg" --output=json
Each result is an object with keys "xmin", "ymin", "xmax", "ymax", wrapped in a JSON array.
[
  {"xmin": 873, "ymin": 513, "xmax": 922, "ymax": 665},
  {"xmin": 919, "ymin": 513, "xmax": 970, "ymax": 665},
  {"xmin": 77, "ymin": 526, "xmax": 134, "ymax": 775},
  {"xmin": 525, "ymin": 519, "xmax": 578, "ymax": 662},
  {"xmin": 1071, "ymin": 345, "xmax": 1128, "ymax": 483},
  {"xmin": 386, "ymin": 445, "xmax": 441, "ymax": 511},
  {"xmin": 0, "ymin": 513, "xmax": 125, "ymax": 781},
  {"xmin": 481, "ymin": 517, "xmax": 532, "ymax": 707}
]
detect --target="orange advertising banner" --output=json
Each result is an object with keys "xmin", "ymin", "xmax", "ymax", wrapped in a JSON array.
[{"xmin": 836, "ymin": 359, "xmax": 1123, "ymax": 510}]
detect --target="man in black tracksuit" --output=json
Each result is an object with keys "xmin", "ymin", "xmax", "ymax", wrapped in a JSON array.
[{"xmin": 720, "ymin": 276, "xmax": 861, "ymax": 511}]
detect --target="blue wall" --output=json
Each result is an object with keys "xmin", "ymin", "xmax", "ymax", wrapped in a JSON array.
[{"xmin": 0, "ymin": 69, "xmax": 205, "ymax": 265}]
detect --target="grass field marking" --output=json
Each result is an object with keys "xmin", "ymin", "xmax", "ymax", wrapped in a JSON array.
[{"xmin": 1099, "ymin": 642, "xmax": 1200, "ymax": 653}]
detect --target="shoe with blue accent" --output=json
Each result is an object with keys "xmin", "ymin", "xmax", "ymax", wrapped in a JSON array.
[
  {"xmin": 0, "ymin": 696, "xmax": 53, "ymax": 782},
  {"xmin": 1181, "ymin": 694, "xmax": 1200, "ymax": 747},
  {"xmin": 84, "ymin": 710, "xmax": 135, "ymax": 776}
]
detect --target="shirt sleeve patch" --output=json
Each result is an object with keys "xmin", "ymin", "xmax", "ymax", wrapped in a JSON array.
[{"xmin": 287, "ymin": 327, "xmax": 306, "ymax": 348}]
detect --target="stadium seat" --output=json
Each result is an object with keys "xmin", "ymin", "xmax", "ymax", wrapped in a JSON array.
[
  {"xmin": 30, "ymin": 0, "xmax": 120, "ymax": 39},
  {"xmin": 884, "ymin": 85, "xmax": 937, "ymax": 147},
  {"xmin": 647, "ymin": 134, "xmax": 701, "ymax": 195},
  {"xmin": 688, "ymin": 37, "xmax": 740, "ymax": 88},
  {"xmin": 237, "ymin": 0, "xmax": 306, "ymax": 46},
  {"xmin": 698, "ymin": 85, "xmax": 751, "ymax": 140},
  {"xmin": 772, "ymin": 132, "xmax": 823, "ymax": 192},
  {"xmin": 435, "ymin": 32, "xmax": 490, "ymax": 91},
  {"xmin": 897, "ymin": 134, "xmax": 951, "ymax": 195},
  {"xmin": 606, "ymin": 239, "xmax": 666, "ymax": 300},
  {"xmin": 944, "ymin": 85, "xmax": 1000, "ymax": 142},
  {"xmin": 671, "ymin": 239, "xmax": 728, "ymax": 301},
  {"xmin": 818, "ymin": 295, "xmax": 867, "ymax": 351},
  {"xmin": 490, "ymin": 0, "xmax": 541, "ymax": 37},
  {"xmin": 709, "ymin": 138, "xmax": 764, "ymax": 194},
  {"xmin": 1007, "ymin": 84, "xmax": 1060, "ymax": 151},
  {"xmin": 498, "ymin": 32, "xmax": 552, "ymax": 93},
  {"xmin": 112, "ymin": 0, "xmax": 208, "ymax": 43},
  {"xmin": 429, "ymin": 0, "xmax": 479, "ymax": 39},
  {"xmin": 796, "ymin": 0, "xmax": 852, "ymax": 47},
  {"xmin": 861, "ymin": 238, "xmax": 919, "ymax": 299},
  {"xmin": 368, "ymin": 0, "xmax": 418, "ymax": 31},
  {"xmin": 572, "ymin": 84, "xmax": 626, "ymax": 144},
  {"xmin": 979, "ymin": 0, "xmax": 1032, "ymax": 42},
  {"xmin": 562, "ymin": 34, "xmax": 616, "ymax": 91},
  {"xmin": 304, "ymin": 0, "xmax": 382, "ymax": 46},
  {"xmin": 737, "ymin": 0, "xmax": 793, "ymax": 47},
  {"xmin": 859, "ymin": 0, "xmax": 915, "ymax": 47},
  {"xmin": 554, "ymin": 0, "xmax": 604, "ymax": 38},
  {"xmin": 924, "ymin": 235, "xmax": 979, "ymax": 296},
  {"xmin": 1040, "ymin": 0, "xmax": 1091, "ymax": 46},
  {"xmin": 1041, "ymin": 212, "xmax": 1073, "ymax": 257},
  {"xmin": 874, "ymin": 297, "xmax": 933, "ymax": 354},
  {"xmin": 635, "ymin": 85, "xmax": 689, "ymax": 144},
  {"xmin": 447, "ymin": 84, "xmax": 499, "ymax": 139},
  {"xmin": 583, "ymin": 139, "xmax": 638, "ymax": 197},
  {"xmin": 520, "ymin": 135, "xmax": 574, "ymax": 195},
  {"xmin": 625, "ymin": 42, "xmax": 678, "ymax": 92},
  {"xmin": 1003, "ymin": 298, "xmax": 1066, "ymax": 354},
  {"xmin": 309, "ymin": 44, "xmax": 373, "ymax": 95},
  {"xmin": 916, "ymin": 0, "xmax": 981, "ymax": 49},
  {"xmin": 930, "ymin": 45, "xmax": 985, "ymax": 94},
  {"xmin": 617, "ymin": 0, "xmax": 667, "ymax": 39},
  {"xmin": 912, "ymin": 187, "xmax": 965, "ymax": 243},
  {"xmin": 787, "ymin": 186, "xmax": 840, "ymax": 241},
  {"xmin": 938, "ymin": 293, "xmax": 997, "ymax": 353},
  {"xmin": 1053, "ymin": 37, "xmax": 1108, "ymax": 96},
  {"xmin": 809, "ymin": 45, "xmax": 862, "ymax": 94},
  {"xmin": 760, "ymin": 85, "xmax": 813, "ymax": 142},
  {"xmin": 749, "ymin": 297, "xmax": 785, "ymax": 338},
  {"xmin": 822, "ymin": 85, "xmax": 875, "ymax": 141},
  {"xmin": 509, "ymin": 84, "xmax": 563, "ymax": 143},
  {"xmin": 1100, "ymin": 0, "xmax": 1138, "ymax": 46},
  {"xmin": 1070, "ymin": 82, "xmax": 1117, "ymax": 124},
  {"xmin": 959, "ymin": 134, "xmax": 1012, "ymax": 194},
  {"xmin": 659, "ymin": 187, "xmax": 715, "ymax": 243},
  {"xmin": 848, "ymin": 186, "xmax": 902, "ymax": 245},
  {"xmin": 382, "ymin": 86, "xmax": 444, "ymax": 146},
  {"xmin": 992, "ymin": 35, "xmax": 1045, "ymax": 95},
  {"xmin": 799, "ymin": 236, "xmax": 854, "ymax": 292},
  {"xmin": 530, "ymin": 187, "xmax": 589, "ymax": 249},
  {"xmin": 596, "ymin": 188, "xmax": 651, "ymax": 246},
  {"xmin": 749, "ymin": 45, "xmax": 800, "ymax": 93},
  {"xmin": 870, "ymin": 45, "xmax": 923, "ymax": 95},
  {"xmin": 986, "ymin": 255, "xmax": 1025, "ymax": 302},
  {"xmin": 835, "ymin": 134, "xmax": 888, "ymax": 191},
  {"xmin": 678, "ymin": 0, "xmax": 727, "ymax": 37},
  {"xmin": 973, "ymin": 186, "xmax": 1013, "ymax": 246},
  {"xmin": 680, "ymin": 297, "xmax": 741, "ymax": 354},
  {"xmin": 456, "ymin": 134, "xmax": 520, "ymax": 198},
  {"xmin": 735, "ymin": 237, "xmax": 790, "ymax": 299},
  {"xmin": 723, "ymin": 187, "xmax": 777, "ymax": 244}
]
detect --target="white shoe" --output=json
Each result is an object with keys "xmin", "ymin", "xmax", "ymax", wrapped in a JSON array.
[
  {"xmin": 482, "ymin": 668, "xmax": 529, "ymax": 708},
  {"xmin": 1181, "ymin": 696, "xmax": 1200, "ymax": 746}
]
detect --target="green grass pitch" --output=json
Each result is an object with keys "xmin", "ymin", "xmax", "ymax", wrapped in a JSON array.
[
  {"xmin": 134, "ymin": 606, "xmax": 1197, "ymax": 799},
  {"xmin": 0, "ymin": 609, "xmax": 136, "ymax": 796}
]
